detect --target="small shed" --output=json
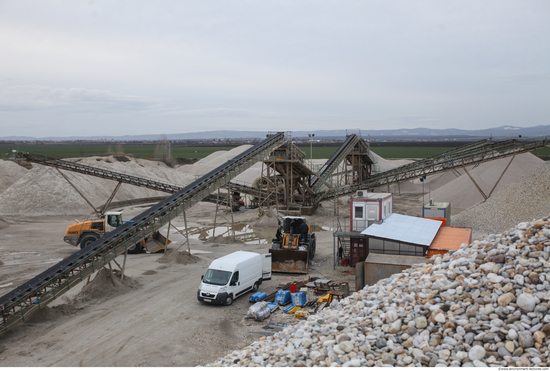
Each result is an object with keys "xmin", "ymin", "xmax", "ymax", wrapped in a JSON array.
[
  {"xmin": 423, "ymin": 200, "xmax": 451, "ymax": 226},
  {"xmin": 350, "ymin": 191, "xmax": 393, "ymax": 232},
  {"xmin": 361, "ymin": 213, "xmax": 442, "ymax": 256}
]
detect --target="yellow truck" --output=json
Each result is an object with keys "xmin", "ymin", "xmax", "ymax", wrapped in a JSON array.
[{"xmin": 63, "ymin": 211, "xmax": 171, "ymax": 253}]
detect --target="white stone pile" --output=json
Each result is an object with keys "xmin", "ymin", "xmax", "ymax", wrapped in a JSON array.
[{"xmin": 207, "ymin": 216, "xmax": 550, "ymax": 367}]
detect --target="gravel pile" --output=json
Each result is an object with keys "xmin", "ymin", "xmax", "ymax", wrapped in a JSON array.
[
  {"xmin": 429, "ymin": 153, "xmax": 543, "ymax": 212},
  {"xmin": 207, "ymin": 216, "xmax": 550, "ymax": 367},
  {"xmin": 453, "ymin": 161, "xmax": 550, "ymax": 239},
  {"xmin": 0, "ymin": 156, "xmax": 195, "ymax": 216},
  {"xmin": 0, "ymin": 159, "xmax": 28, "ymax": 192}
]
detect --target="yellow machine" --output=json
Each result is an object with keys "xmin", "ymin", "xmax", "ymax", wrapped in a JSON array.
[
  {"xmin": 63, "ymin": 211, "xmax": 171, "ymax": 253},
  {"xmin": 269, "ymin": 216, "xmax": 316, "ymax": 274}
]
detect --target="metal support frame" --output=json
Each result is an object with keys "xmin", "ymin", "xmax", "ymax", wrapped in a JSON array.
[
  {"xmin": 463, "ymin": 166, "xmax": 488, "ymax": 200},
  {"xmin": 487, "ymin": 154, "xmax": 515, "ymax": 198},
  {"xmin": 56, "ymin": 169, "xmax": 100, "ymax": 215}
]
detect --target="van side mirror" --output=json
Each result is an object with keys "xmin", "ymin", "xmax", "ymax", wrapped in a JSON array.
[{"xmin": 201, "ymin": 275, "xmax": 204, "ymax": 281}]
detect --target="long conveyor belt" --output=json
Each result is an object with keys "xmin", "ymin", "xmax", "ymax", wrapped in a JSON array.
[
  {"xmin": 310, "ymin": 134, "xmax": 362, "ymax": 193},
  {"xmin": 0, "ymin": 132, "xmax": 286, "ymax": 336},
  {"xmin": 319, "ymin": 136, "xmax": 550, "ymax": 202},
  {"xmin": 15, "ymin": 152, "xmax": 262, "ymax": 206}
]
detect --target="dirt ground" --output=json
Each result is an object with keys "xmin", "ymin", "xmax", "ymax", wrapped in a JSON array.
[{"xmin": 0, "ymin": 195, "xmax": 405, "ymax": 367}]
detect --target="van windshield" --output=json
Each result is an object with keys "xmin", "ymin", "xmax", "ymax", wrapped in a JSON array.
[{"xmin": 202, "ymin": 269, "xmax": 232, "ymax": 286}]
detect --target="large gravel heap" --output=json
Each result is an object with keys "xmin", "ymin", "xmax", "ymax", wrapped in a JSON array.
[
  {"xmin": 454, "ymin": 161, "xmax": 550, "ymax": 239},
  {"xmin": 208, "ymin": 216, "xmax": 550, "ymax": 367}
]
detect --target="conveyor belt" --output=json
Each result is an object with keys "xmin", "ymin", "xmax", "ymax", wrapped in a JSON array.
[
  {"xmin": 16, "ymin": 152, "xmax": 184, "ymax": 194},
  {"xmin": 310, "ymin": 134, "xmax": 361, "ymax": 193},
  {"xmin": 319, "ymin": 137, "xmax": 550, "ymax": 201},
  {"xmin": 16, "ymin": 152, "xmax": 260, "ymax": 207},
  {"xmin": 0, "ymin": 132, "xmax": 286, "ymax": 336}
]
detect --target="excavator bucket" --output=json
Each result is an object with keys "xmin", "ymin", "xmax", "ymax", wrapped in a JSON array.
[
  {"xmin": 269, "ymin": 248, "xmax": 309, "ymax": 274},
  {"xmin": 143, "ymin": 231, "xmax": 172, "ymax": 253}
]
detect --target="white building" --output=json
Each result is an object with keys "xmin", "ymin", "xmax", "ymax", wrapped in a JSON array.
[{"xmin": 350, "ymin": 191, "xmax": 393, "ymax": 232}]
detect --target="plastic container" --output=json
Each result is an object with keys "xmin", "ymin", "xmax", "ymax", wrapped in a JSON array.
[
  {"xmin": 283, "ymin": 305, "xmax": 296, "ymax": 313},
  {"xmin": 275, "ymin": 290, "xmax": 291, "ymax": 305},
  {"xmin": 247, "ymin": 301, "xmax": 270, "ymax": 320},
  {"xmin": 290, "ymin": 283, "xmax": 297, "ymax": 293},
  {"xmin": 291, "ymin": 292, "xmax": 307, "ymax": 307},
  {"xmin": 249, "ymin": 292, "xmax": 267, "ymax": 302}
]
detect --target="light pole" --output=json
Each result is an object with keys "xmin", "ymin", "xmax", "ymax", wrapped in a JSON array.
[
  {"xmin": 308, "ymin": 133, "xmax": 315, "ymax": 161},
  {"xmin": 420, "ymin": 175, "xmax": 426, "ymax": 215}
]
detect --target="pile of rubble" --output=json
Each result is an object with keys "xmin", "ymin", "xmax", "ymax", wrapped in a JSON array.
[{"xmin": 207, "ymin": 216, "xmax": 550, "ymax": 367}]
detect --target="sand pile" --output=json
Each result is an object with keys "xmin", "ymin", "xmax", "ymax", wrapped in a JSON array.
[
  {"xmin": 453, "ymin": 161, "xmax": 550, "ymax": 239},
  {"xmin": 28, "ymin": 268, "xmax": 141, "ymax": 322},
  {"xmin": 209, "ymin": 217, "xmax": 550, "ymax": 367},
  {"xmin": 426, "ymin": 153, "xmax": 543, "ymax": 213},
  {"xmin": 370, "ymin": 151, "xmax": 414, "ymax": 173},
  {"xmin": 27, "ymin": 302, "xmax": 83, "ymax": 323},
  {"xmin": 177, "ymin": 145, "xmax": 253, "ymax": 177},
  {"xmin": 0, "ymin": 156, "xmax": 195, "ymax": 216},
  {"xmin": 156, "ymin": 250, "xmax": 202, "ymax": 265},
  {"xmin": 74, "ymin": 268, "xmax": 141, "ymax": 304},
  {"xmin": 0, "ymin": 160, "xmax": 28, "ymax": 192}
]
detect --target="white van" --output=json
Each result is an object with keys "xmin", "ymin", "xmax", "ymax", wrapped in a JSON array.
[{"xmin": 197, "ymin": 251, "xmax": 272, "ymax": 306}]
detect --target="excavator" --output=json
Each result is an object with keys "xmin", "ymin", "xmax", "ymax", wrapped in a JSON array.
[
  {"xmin": 63, "ymin": 211, "xmax": 171, "ymax": 253},
  {"xmin": 270, "ymin": 216, "xmax": 316, "ymax": 274}
]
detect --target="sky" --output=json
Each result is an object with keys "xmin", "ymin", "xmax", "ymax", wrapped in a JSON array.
[{"xmin": 0, "ymin": 1, "xmax": 549, "ymax": 138}]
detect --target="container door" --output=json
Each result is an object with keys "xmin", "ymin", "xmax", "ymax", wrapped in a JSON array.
[{"xmin": 262, "ymin": 253, "xmax": 272, "ymax": 280}]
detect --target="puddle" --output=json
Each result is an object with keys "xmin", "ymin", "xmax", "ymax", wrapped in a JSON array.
[{"xmin": 182, "ymin": 223, "xmax": 326, "ymax": 245}]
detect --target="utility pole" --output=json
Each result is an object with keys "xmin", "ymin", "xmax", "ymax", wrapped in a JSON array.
[{"xmin": 308, "ymin": 133, "xmax": 315, "ymax": 165}]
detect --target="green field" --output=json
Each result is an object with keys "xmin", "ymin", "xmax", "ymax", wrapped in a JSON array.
[
  {"xmin": 1, "ymin": 145, "xmax": 238, "ymax": 160},
  {"xmin": 3, "ymin": 143, "xmax": 549, "ymax": 161}
]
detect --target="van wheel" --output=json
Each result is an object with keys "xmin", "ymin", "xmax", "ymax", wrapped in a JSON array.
[
  {"xmin": 224, "ymin": 295, "xmax": 233, "ymax": 306},
  {"xmin": 252, "ymin": 281, "xmax": 260, "ymax": 292},
  {"xmin": 80, "ymin": 235, "xmax": 97, "ymax": 249},
  {"xmin": 128, "ymin": 241, "xmax": 143, "ymax": 254}
]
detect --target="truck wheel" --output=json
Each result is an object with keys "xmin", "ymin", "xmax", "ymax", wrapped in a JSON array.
[
  {"xmin": 80, "ymin": 235, "xmax": 97, "ymax": 249},
  {"xmin": 224, "ymin": 295, "xmax": 233, "ymax": 306},
  {"xmin": 128, "ymin": 241, "xmax": 143, "ymax": 254},
  {"xmin": 252, "ymin": 281, "xmax": 260, "ymax": 292},
  {"xmin": 309, "ymin": 237, "xmax": 316, "ymax": 260}
]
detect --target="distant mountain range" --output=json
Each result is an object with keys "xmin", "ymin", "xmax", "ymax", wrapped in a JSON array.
[{"xmin": 2, "ymin": 125, "xmax": 548, "ymax": 141}]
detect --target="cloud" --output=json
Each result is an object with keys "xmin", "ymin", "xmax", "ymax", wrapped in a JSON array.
[{"xmin": 0, "ymin": 85, "xmax": 160, "ymax": 113}]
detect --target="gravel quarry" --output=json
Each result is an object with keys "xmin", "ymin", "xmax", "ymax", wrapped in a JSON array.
[{"xmin": 0, "ymin": 147, "xmax": 548, "ymax": 366}]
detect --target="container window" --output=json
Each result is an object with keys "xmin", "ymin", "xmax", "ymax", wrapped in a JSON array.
[{"xmin": 354, "ymin": 206, "xmax": 363, "ymax": 219}]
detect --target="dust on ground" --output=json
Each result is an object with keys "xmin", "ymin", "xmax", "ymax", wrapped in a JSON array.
[
  {"xmin": 27, "ymin": 268, "xmax": 141, "ymax": 323},
  {"xmin": 156, "ymin": 249, "xmax": 202, "ymax": 265}
]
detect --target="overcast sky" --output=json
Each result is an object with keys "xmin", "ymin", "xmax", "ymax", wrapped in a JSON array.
[{"xmin": 1, "ymin": 1, "xmax": 549, "ymax": 138}]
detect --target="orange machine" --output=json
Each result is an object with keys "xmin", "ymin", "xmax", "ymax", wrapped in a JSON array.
[{"xmin": 64, "ymin": 211, "xmax": 171, "ymax": 253}]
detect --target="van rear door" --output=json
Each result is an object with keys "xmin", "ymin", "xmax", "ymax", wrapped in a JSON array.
[{"xmin": 262, "ymin": 253, "xmax": 272, "ymax": 280}]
